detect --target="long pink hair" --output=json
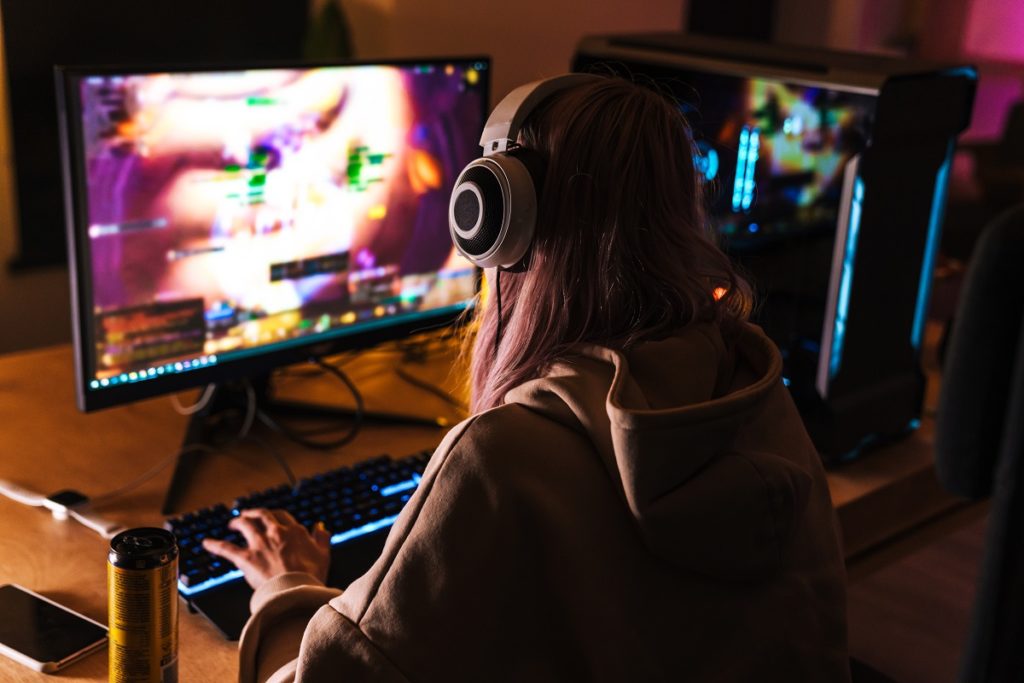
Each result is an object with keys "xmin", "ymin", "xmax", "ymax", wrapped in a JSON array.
[{"xmin": 468, "ymin": 76, "xmax": 752, "ymax": 412}]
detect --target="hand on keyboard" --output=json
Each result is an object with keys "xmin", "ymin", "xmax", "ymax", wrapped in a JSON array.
[
  {"xmin": 203, "ymin": 508, "xmax": 331, "ymax": 589},
  {"xmin": 168, "ymin": 451, "xmax": 431, "ymax": 596}
]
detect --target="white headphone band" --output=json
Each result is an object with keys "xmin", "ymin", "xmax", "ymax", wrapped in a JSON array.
[{"xmin": 478, "ymin": 73, "xmax": 603, "ymax": 156}]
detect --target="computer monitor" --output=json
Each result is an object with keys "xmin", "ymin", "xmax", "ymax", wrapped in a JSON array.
[{"xmin": 57, "ymin": 58, "xmax": 490, "ymax": 508}]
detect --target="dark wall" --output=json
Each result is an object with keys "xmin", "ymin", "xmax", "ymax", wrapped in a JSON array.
[
  {"xmin": 2, "ymin": 0, "xmax": 310, "ymax": 268},
  {"xmin": 687, "ymin": 0, "xmax": 776, "ymax": 42}
]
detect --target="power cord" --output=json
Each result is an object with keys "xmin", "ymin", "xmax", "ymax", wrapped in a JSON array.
[
  {"xmin": 255, "ymin": 356, "xmax": 365, "ymax": 451},
  {"xmin": 170, "ymin": 383, "xmax": 216, "ymax": 415},
  {"xmin": 239, "ymin": 433, "xmax": 297, "ymax": 490},
  {"xmin": 395, "ymin": 366, "xmax": 468, "ymax": 415},
  {"xmin": 238, "ymin": 379, "xmax": 258, "ymax": 441}
]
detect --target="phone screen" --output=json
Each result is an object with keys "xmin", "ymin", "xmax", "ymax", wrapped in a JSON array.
[{"xmin": 0, "ymin": 585, "xmax": 107, "ymax": 666}]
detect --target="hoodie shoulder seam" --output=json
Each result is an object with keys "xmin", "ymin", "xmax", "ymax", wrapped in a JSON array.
[{"xmin": 318, "ymin": 607, "xmax": 414, "ymax": 681}]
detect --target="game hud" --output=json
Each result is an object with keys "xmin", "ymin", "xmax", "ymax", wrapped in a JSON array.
[{"xmin": 71, "ymin": 62, "xmax": 486, "ymax": 386}]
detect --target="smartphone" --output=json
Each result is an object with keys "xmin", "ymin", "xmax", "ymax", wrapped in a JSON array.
[{"xmin": 0, "ymin": 584, "xmax": 107, "ymax": 673}]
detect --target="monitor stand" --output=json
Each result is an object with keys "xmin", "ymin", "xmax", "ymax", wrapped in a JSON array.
[{"xmin": 160, "ymin": 374, "xmax": 447, "ymax": 515}]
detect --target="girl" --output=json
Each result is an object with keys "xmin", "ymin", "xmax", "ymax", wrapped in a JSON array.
[{"xmin": 205, "ymin": 74, "xmax": 850, "ymax": 682}]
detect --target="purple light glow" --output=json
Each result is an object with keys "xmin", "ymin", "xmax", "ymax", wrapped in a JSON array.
[{"xmin": 964, "ymin": 0, "xmax": 1024, "ymax": 62}]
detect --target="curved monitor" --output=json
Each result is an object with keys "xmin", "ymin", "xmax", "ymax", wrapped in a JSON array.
[{"xmin": 58, "ymin": 58, "xmax": 489, "ymax": 411}]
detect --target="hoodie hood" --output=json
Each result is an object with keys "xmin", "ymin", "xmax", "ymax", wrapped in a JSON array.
[{"xmin": 505, "ymin": 323, "xmax": 812, "ymax": 579}]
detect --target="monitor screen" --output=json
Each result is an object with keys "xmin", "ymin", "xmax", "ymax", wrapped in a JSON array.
[
  {"xmin": 679, "ymin": 70, "xmax": 876, "ymax": 245},
  {"xmin": 60, "ymin": 59, "xmax": 489, "ymax": 410}
]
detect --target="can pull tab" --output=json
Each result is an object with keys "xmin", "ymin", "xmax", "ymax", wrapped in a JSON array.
[{"xmin": 124, "ymin": 535, "xmax": 155, "ymax": 549}]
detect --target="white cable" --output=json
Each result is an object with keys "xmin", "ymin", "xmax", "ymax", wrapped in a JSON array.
[
  {"xmin": 238, "ymin": 380, "xmax": 257, "ymax": 440},
  {"xmin": 0, "ymin": 480, "xmax": 125, "ymax": 539},
  {"xmin": 68, "ymin": 508, "xmax": 125, "ymax": 539},
  {"xmin": 171, "ymin": 383, "xmax": 216, "ymax": 415},
  {"xmin": 0, "ymin": 479, "xmax": 47, "ymax": 506}
]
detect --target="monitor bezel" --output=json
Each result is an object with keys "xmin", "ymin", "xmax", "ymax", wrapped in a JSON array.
[{"xmin": 57, "ymin": 56, "xmax": 490, "ymax": 412}]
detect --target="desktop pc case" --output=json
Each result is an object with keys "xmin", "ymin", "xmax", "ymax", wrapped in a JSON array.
[{"xmin": 574, "ymin": 34, "xmax": 976, "ymax": 462}]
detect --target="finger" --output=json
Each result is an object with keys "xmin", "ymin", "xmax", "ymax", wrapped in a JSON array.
[
  {"xmin": 240, "ymin": 508, "xmax": 294, "ymax": 535},
  {"xmin": 239, "ymin": 508, "xmax": 279, "ymax": 526},
  {"xmin": 312, "ymin": 521, "xmax": 331, "ymax": 550},
  {"xmin": 202, "ymin": 538, "xmax": 262, "ymax": 590},
  {"xmin": 268, "ymin": 508, "xmax": 299, "ymax": 527},
  {"xmin": 202, "ymin": 537, "xmax": 249, "ymax": 567},
  {"xmin": 229, "ymin": 515, "xmax": 268, "ymax": 550}
]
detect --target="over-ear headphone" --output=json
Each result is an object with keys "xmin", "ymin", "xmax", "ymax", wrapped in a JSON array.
[{"xmin": 448, "ymin": 74, "xmax": 601, "ymax": 270}]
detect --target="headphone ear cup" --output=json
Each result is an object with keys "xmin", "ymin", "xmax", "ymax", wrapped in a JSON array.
[
  {"xmin": 505, "ymin": 147, "xmax": 546, "ymax": 194},
  {"xmin": 449, "ymin": 153, "xmax": 539, "ymax": 269}
]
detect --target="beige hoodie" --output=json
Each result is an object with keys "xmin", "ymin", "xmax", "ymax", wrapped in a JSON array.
[{"xmin": 238, "ymin": 323, "xmax": 850, "ymax": 682}]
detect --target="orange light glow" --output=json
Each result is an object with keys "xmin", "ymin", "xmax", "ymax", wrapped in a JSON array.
[
  {"xmin": 407, "ymin": 149, "xmax": 443, "ymax": 194},
  {"xmin": 713, "ymin": 287, "xmax": 728, "ymax": 301},
  {"xmin": 116, "ymin": 121, "xmax": 138, "ymax": 139}
]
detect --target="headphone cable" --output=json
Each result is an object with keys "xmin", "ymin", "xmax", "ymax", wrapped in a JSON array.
[{"xmin": 494, "ymin": 267, "xmax": 503, "ymax": 354}]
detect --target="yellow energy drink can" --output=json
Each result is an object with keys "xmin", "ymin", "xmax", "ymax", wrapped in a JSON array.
[{"xmin": 108, "ymin": 528, "xmax": 178, "ymax": 683}]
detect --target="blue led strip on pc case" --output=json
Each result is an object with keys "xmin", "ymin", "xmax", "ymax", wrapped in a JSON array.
[
  {"xmin": 741, "ymin": 128, "xmax": 760, "ymax": 211},
  {"xmin": 911, "ymin": 141, "xmax": 955, "ymax": 350},
  {"xmin": 829, "ymin": 177, "xmax": 865, "ymax": 379}
]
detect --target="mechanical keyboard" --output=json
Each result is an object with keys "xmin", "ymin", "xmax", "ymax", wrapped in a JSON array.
[{"xmin": 165, "ymin": 450, "xmax": 431, "ymax": 637}]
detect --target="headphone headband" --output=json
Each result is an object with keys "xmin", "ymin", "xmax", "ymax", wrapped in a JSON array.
[{"xmin": 479, "ymin": 74, "xmax": 602, "ymax": 156}]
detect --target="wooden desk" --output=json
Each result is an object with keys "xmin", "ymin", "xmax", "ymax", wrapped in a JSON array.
[
  {"xmin": 0, "ymin": 343, "xmax": 460, "ymax": 682},
  {"xmin": 829, "ymin": 418, "xmax": 974, "ymax": 564},
  {"xmin": 0, "ymin": 343, "xmax": 964, "ymax": 681}
]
